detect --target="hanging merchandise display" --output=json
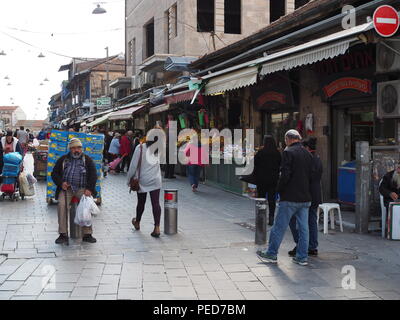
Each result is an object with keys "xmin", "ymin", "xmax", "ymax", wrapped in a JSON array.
[
  {"xmin": 178, "ymin": 114, "xmax": 187, "ymax": 129},
  {"xmin": 198, "ymin": 109, "xmax": 205, "ymax": 127},
  {"xmin": 305, "ymin": 113, "xmax": 314, "ymax": 135}
]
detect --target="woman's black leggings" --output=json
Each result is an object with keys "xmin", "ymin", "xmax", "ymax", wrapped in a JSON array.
[{"xmin": 136, "ymin": 189, "xmax": 161, "ymax": 226}]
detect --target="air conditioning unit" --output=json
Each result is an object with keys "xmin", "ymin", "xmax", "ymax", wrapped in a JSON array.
[
  {"xmin": 140, "ymin": 72, "xmax": 155, "ymax": 86},
  {"xmin": 377, "ymin": 80, "xmax": 400, "ymax": 119},
  {"xmin": 376, "ymin": 41, "xmax": 400, "ymax": 73}
]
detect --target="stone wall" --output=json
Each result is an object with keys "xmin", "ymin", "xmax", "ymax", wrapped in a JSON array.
[{"xmin": 299, "ymin": 68, "xmax": 331, "ymax": 200}]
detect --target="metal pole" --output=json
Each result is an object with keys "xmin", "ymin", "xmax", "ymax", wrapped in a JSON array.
[
  {"xmin": 355, "ymin": 141, "xmax": 370, "ymax": 234},
  {"xmin": 69, "ymin": 196, "xmax": 82, "ymax": 239},
  {"xmin": 164, "ymin": 189, "xmax": 178, "ymax": 235},
  {"xmin": 105, "ymin": 47, "xmax": 109, "ymax": 97},
  {"xmin": 255, "ymin": 198, "xmax": 268, "ymax": 245}
]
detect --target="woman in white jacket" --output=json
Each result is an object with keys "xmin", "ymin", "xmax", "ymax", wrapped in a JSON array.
[{"xmin": 127, "ymin": 137, "xmax": 162, "ymax": 237}]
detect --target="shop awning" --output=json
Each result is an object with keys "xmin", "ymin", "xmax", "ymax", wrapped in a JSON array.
[
  {"xmin": 87, "ymin": 114, "xmax": 111, "ymax": 127},
  {"xmin": 108, "ymin": 105, "xmax": 145, "ymax": 121},
  {"xmin": 204, "ymin": 66, "xmax": 258, "ymax": 96},
  {"xmin": 260, "ymin": 39, "xmax": 351, "ymax": 76},
  {"xmin": 149, "ymin": 104, "xmax": 171, "ymax": 115},
  {"xmin": 165, "ymin": 90, "xmax": 197, "ymax": 104}
]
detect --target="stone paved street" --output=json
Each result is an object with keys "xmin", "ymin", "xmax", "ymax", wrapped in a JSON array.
[{"xmin": 0, "ymin": 174, "xmax": 399, "ymax": 300}]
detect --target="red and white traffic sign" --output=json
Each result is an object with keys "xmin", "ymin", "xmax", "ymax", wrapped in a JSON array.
[{"xmin": 373, "ymin": 5, "xmax": 399, "ymax": 38}]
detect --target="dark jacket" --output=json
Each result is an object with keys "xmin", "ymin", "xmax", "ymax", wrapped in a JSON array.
[
  {"xmin": 51, "ymin": 153, "xmax": 97, "ymax": 200},
  {"xmin": 254, "ymin": 148, "xmax": 281, "ymax": 188},
  {"xmin": 379, "ymin": 170, "xmax": 400, "ymax": 208},
  {"xmin": 277, "ymin": 142, "xmax": 314, "ymax": 203},
  {"xmin": 309, "ymin": 152, "xmax": 323, "ymax": 209}
]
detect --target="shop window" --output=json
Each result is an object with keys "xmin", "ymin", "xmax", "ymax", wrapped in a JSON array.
[
  {"xmin": 228, "ymin": 100, "xmax": 242, "ymax": 129},
  {"xmin": 197, "ymin": 0, "xmax": 214, "ymax": 32},
  {"xmin": 295, "ymin": 0, "xmax": 310, "ymax": 9},
  {"xmin": 144, "ymin": 20, "xmax": 154, "ymax": 58},
  {"xmin": 224, "ymin": 0, "xmax": 241, "ymax": 34},
  {"xmin": 270, "ymin": 0, "xmax": 285, "ymax": 23}
]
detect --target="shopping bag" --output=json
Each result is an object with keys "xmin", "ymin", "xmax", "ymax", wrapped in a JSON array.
[
  {"xmin": 19, "ymin": 172, "xmax": 35, "ymax": 196},
  {"xmin": 74, "ymin": 195, "xmax": 92, "ymax": 227},
  {"xmin": 109, "ymin": 157, "xmax": 123, "ymax": 170},
  {"xmin": 86, "ymin": 196, "xmax": 100, "ymax": 216},
  {"xmin": 26, "ymin": 173, "xmax": 37, "ymax": 186}
]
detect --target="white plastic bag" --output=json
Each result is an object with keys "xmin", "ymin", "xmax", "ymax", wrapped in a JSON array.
[
  {"xmin": 74, "ymin": 195, "xmax": 92, "ymax": 227},
  {"xmin": 87, "ymin": 196, "xmax": 100, "ymax": 216},
  {"xmin": 32, "ymin": 139, "xmax": 40, "ymax": 147}
]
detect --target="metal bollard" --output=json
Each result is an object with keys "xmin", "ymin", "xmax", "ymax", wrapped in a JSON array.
[
  {"xmin": 164, "ymin": 189, "xmax": 178, "ymax": 235},
  {"xmin": 255, "ymin": 198, "xmax": 269, "ymax": 245},
  {"xmin": 69, "ymin": 196, "xmax": 83, "ymax": 239}
]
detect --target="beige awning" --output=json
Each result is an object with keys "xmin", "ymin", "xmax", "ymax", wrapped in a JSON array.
[
  {"xmin": 108, "ymin": 105, "xmax": 145, "ymax": 121},
  {"xmin": 149, "ymin": 104, "xmax": 171, "ymax": 115},
  {"xmin": 86, "ymin": 113, "xmax": 111, "ymax": 127},
  {"xmin": 204, "ymin": 66, "xmax": 258, "ymax": 96},
  {"xmin": 260, "ymin": 39, "xmax": 351, "ymax": 76}
]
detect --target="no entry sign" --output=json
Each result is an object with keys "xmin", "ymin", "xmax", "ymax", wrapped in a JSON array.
[{"xmin": 373, "ymin": 5, "xmax": 399, "ymax": 38}]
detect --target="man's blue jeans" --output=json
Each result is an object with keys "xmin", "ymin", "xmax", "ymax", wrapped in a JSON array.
[
  {"xmin": 266, "ymin": 201, "xmax": 311, "ymax": 261},
  {"xmin": 289, "ymin": 206, "xmax": 318, "ymax": 251},
  {"xmin": 187, "ymin": 165, "xmax": 201, "ymax": 188}
]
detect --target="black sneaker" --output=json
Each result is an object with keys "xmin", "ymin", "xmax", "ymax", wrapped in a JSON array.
[
  {"xmin": 82, "ymin": 235, "xmax": 97, "ymax": 243},
  {"xmin": 288, "ymin": 247, "xmax": 297, "ymax": 257},
  {"xmin": 55, "ymin": 234, "xmax": 68, "ymax": 245},
  {"xmin": 292, "ymin": 257, "xmax": 308, "ymax": 266},
  {"xmin": 256, "ymin": 250, "xmax": 278, "ymax": 264},
  {"xmin": 308, "ymin": 249, "xmax": 318, "ymax": 256}
]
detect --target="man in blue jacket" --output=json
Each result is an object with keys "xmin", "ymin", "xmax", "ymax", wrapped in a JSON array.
[{"xmin": 257, "ymin": 130, "xmax": 313, "ymax": 266}]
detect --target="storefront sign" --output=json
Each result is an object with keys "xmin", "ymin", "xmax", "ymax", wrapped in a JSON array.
[
  {"xmin": 256, "ymin": 91, "xmax": 286, "ymax": 106},
  {"xmin": 251, "ymin": 73, "xmax": 295, "ymax": 111},
  {"xmin": 96, "ymin": 97, "xmax": 111, "ymax": 108},
  {"xmin": 323, "ymin": 78, "xmax": 372, "ymax": 98}
]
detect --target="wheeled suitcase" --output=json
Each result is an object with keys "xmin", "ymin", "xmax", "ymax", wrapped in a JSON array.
[{"xmin": 388, "ymin": 203, "xmax": 400, "ymax": 240}]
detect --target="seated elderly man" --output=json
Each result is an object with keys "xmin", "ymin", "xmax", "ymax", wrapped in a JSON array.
[{"xmin": 379, "ymin": 162, "xmax": 400, "ymax": 210}]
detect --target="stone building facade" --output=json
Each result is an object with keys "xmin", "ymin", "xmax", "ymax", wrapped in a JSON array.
[{"xmin": 125, "ymin": 0, "xmax": 302, "ymax": 78}]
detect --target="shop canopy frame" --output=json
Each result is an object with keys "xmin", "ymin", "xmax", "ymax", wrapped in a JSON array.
[
  {"xmin": 200, "ymin": 20, "xmax": 374, "ymax": 86},
  {"xmin": 108, "ymin": 105, "xmax": 146, "ymax": 121},
  {"xmin": 86, "ymin": 113, "xmax": 111, "ymax": 127}
]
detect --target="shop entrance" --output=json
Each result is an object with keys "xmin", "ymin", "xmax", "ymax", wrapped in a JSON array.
[
  {"xmin": 331, "ymin": 105, "xmax": 396, "ymax": 199},
  {"xmin": 263, "ymin": 111, "xmax": 300, "ymax": 150}
]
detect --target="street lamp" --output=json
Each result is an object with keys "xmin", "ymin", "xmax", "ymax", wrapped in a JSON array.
[
  {"xmin": 0, "ymin": 50, "xmax": 6, "ymax": 56},
  {"xmin": 4, "ymin": 76, "xmax": 9, "ymax": 80},
  {"xmin": 44, "ymin": 78, "xmax": 49, "ymax": 81},
  {"xmin": 92, "ymin": 4, "xmax": 107, "ymax": 14},
  {"xmin": 38, "ymin": 52, "xmax": 45, "ymax": 58}
]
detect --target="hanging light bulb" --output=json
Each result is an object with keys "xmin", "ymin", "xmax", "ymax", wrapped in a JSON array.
[
  {"xmin": 92, "ymin": 4, "xmax": 107, "ymax": 14},
  {"xmin": 7, "ymin": 83, "xmax": 11, "ymax": 86},
  {"xmin": 4, "ymin": 75, "xmax": 9, "ymax": 80},
  {"xmin": 38, "ymin": 52, "xmax": 45, "ymax": 58},
  {"xmin": 44, "ymin": 78, "xmax": 49, "ymax": 81},
  {"xmin": 0, "ymin": 50, "xmax": 6, "ymax": 56},
  {"xmin": 40, "ymin": 83, "xmax": 44, "ymax": 86}
]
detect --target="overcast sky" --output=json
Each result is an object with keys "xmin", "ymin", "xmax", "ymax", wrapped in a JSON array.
[{"xmin": 0, "ymin": 0, "xmax": 125, "ymax": 120}]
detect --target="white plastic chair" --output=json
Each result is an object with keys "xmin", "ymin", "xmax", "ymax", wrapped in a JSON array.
[{"xmin": 317, "ymin": 203, "xmax": 343, "ymax": 234}]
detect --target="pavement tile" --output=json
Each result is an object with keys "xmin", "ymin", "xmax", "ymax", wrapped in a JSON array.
[
  {"xmin": 242, "ymin": 291, "xmax": 276, "ymax": 300},
  {"xmin": 0, "ymin": 281, "xmax": 24, "ymax": 291},
  {"xmin": 373, "ymin": 291, "xmax": 400, "ymax": 300},
  {"xmin": 38, "ymin": 293, "xmax": 71, "ymax": 300},
  {"xmin": 117, "ymin": 288, "xmax": 142, "ymax": 300},
  {"xmin": 71, "ymin": 287, "xmax": 97, "ymax": 297},
  {"xmin": 96, "ymin": 294, "xmax": 118, "ymax": 300},
  {"xmin": 228, "ymin": 272, "xmax": 258, "ymax": 282}
]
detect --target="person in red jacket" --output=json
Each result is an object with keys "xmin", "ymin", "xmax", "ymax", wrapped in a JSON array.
[{"xmin": 119, "ymin": 130, "xmax": 133, "ymax": 173}]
